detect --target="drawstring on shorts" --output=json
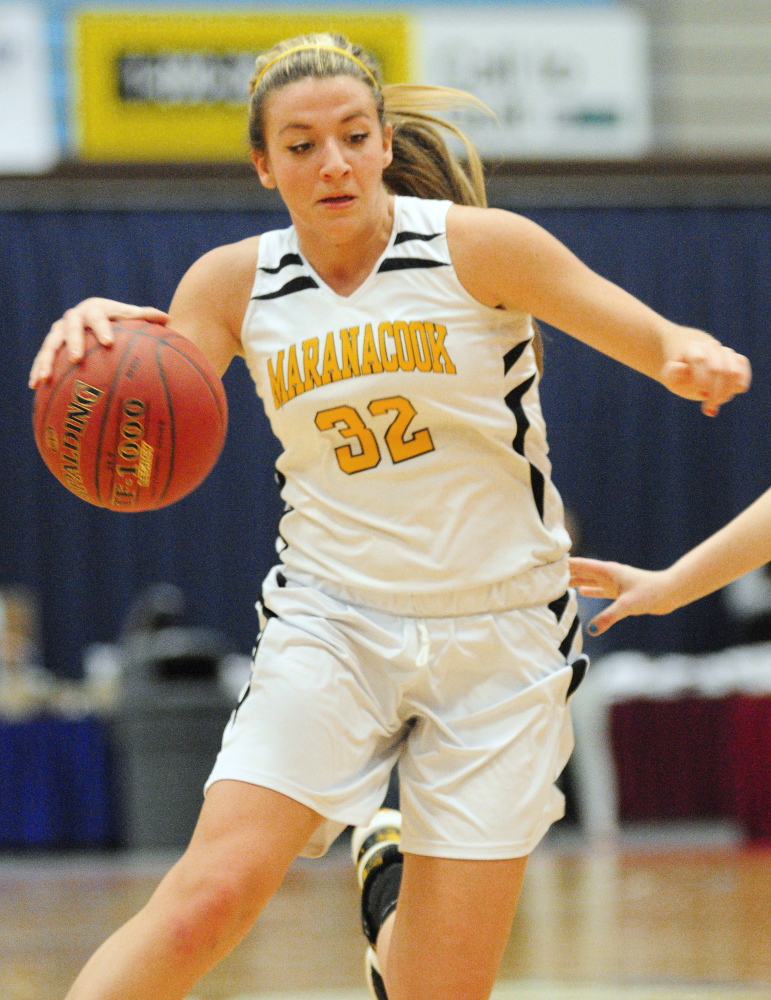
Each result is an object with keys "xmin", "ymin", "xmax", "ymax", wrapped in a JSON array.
[{"xmin": 416, "ymin": 621, "xmax": 430, "ymax": 667}]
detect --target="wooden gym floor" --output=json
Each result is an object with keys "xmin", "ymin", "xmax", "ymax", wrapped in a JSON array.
[{"xmin": 1, "ymin": 830, "xmax": 770, "ymax": 1000}]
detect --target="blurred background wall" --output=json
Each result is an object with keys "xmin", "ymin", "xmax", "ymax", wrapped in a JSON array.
[
  {"xmin": 638, "ymin": 0, "xmax": 771, "ymax": 154},
  {"xmin": 2, "ymin": 0, "xmax": 771, "ymax": 668},
  {"xmin": 5, "ymin": 0, "xmax": 771, "ymax": 161},
  {"xmin": 2, "ymin": 0, "xmax": 771, "ymax": 846}
]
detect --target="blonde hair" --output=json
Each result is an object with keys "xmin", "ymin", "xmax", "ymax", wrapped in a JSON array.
[
  {"xmin": 248, "ymin": 32, "xmax": 488, "ymax": 208},
  {"xmin": 248, "ymin": 33, "xmax": 544, "ymax": 369}
]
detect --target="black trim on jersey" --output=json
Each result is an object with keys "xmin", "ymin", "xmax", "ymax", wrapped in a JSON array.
[
  {"xmin": 272, "ymin": 462, "xmax": 292, "ymax": 556},
  {"xmin": 549, "ymin": 591, "xmax": 570, "ymax": 623},
  {"xmin": 233, "ymin": 676, "xmax": 253, "ymax": 718},
  {"xmin": 377, "ymin": 258, "xmax": 449, "ymax": 273},
  {"xmin": 393, "ymin": 230, "xmax": 442, "ymax": 246},
  {"xmin": 232, "ymin": 620, "xmax": 270, "ymax": 721},
  {"xmin": 509, "ymin": 373, "xmax": 536, "ymax": 454},
  {"xmin": 274, "ymin": 500, "xmax": 293, "ymax": 556},
  {"xmin": 253, "ymin": 275, "xmax": 319, "ymax": 300},
  {"xmin": 504, "ymin": 338, "xmax": 531, "ymax": 376},
  {"xmin": 272, "ymin": 472, "xmax": 290, "ymax": 555},
  {"xmin": 259, "ymin": 252, "xmax": 303, "ymax": 274},
  {"xmin": 504, "ymin": 374, "xmax": 546, "ymax": 522},
  {"xmin": 259, "ymin": 600, "xmax": 278, "ymax": 620},
  {"xmin": 566, "ymin": 653, "xmax": 589, "ymax": 698},
  {"xmin": 531, "ymin": 468, "xmax": 545, "ymax": 522},
  {"xmin": 559, "ymin": 614, "xmax": 580, "ymax": 660}
]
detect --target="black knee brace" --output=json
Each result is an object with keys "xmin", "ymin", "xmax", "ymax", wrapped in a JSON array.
[{"xmin": 361, "ymin": 846, "xmax": 403, "ymax": 946}]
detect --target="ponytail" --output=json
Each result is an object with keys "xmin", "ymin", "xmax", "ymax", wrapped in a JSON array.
[{"xmin": 382, "ymin": 85, "xmax": 488, "ymax": 208}]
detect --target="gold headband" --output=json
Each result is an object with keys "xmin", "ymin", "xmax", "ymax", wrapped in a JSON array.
[{"xmin": 252, "ymin": 43, "xmax": 379, "ymax": 92}]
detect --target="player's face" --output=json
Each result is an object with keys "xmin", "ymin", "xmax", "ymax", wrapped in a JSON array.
[{"xmin": 252, "ymin": 75, "xmax": 393, "ymax": 240}]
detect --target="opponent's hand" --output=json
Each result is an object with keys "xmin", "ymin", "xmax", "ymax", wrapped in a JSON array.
[
  {"xmin": 659, "ymin": 337, "xmax": 751, "ymax": 417},
  {"xmin": 29, "ymin": 298, "xmax": 169, "ymax": 388},
  {"xmin": 568, "ymin": 557, "xmax": 681, "ymax": 635}
]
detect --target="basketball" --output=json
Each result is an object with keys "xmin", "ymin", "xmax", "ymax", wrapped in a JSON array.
[{"xmin": 32, "ymin": 319, "xmax": 228, "ymax": 511}]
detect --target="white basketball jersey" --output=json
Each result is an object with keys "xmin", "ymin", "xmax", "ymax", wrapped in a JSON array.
[{"xmin": 241, "ymin": 196, "xmax": 570, "ymax": 616}]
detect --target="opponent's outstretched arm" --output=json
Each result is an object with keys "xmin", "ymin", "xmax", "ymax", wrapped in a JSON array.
[{"xmin": 569, "ymin": 486, "xmax": 771, "ymax": 634}]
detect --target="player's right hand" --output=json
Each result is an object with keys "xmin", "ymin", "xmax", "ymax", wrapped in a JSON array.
[
  {"xmin": 568, "ymin": 556, "xmax": 681, "ymax": 635},
  {"xmin": 658, "ymin": 337, "xmax": 751, "ymax": 417},
  {"xmin": 29, "ymin": 298, "xmax": 169, "ymax": 388}
]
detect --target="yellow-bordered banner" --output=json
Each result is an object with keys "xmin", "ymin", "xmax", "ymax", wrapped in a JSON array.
[{"xmin": 73, "ymin": 11, "xmax": 413, "ymax": 161}]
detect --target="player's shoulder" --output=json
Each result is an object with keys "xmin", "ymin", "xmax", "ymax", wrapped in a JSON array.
[
  {"xmin": 446, "ymin": 204, "xmax": 551, "ymax": 310},
  {"xmin": 171, "ymin": 236, "xmax": 261, "ymax": 342},
  {"xmin": 446, "ymin": 203, "xmax": 535, "ymax": 246},
  {"xmin": 447, "ymin": 204, "xmax": 561, "ymax": 275},
  {"xmin": 187, "ymin": 235, "xmax": 261, "ymax": 286}
]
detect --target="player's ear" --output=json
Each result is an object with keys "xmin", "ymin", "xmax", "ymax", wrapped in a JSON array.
[
  {"xmin": 382, "ymin": 121, "xmax": 393, "ymax": 170},
  {"xmin": 251, "ymin": 149, "xmax": 276, "ymax": 189}
]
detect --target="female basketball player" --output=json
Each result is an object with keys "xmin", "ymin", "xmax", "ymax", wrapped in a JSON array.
[
  {"xmin": 569, "ymin": 484, "xmax": 771, "ymax": 635},
  {"xmin": 29, "ymin": 34, "xmax": 750, "ymax": 1000}
]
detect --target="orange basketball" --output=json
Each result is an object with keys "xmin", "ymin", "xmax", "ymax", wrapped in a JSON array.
[{"xmin": 33, "ymin": 319, "xmax": 228, "ymax": 511}]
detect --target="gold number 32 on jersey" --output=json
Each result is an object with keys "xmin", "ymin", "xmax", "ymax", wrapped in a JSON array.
[{"xmin": 315, "ymin": 396, "xmax": 435, "ymax": 474}]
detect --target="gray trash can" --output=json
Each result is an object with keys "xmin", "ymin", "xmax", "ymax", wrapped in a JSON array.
[{"xmin": 112, "ymin": 624, "xmax": 237, "ymax": 849}]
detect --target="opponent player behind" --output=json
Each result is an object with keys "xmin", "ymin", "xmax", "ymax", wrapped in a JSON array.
[
  {"xmin": 570, "ymin": 485, "xmax": 771, "ymax": 636},
  {"xmin": 30, "ymin": 33, "xmax": 750, "ymax": 1000}
]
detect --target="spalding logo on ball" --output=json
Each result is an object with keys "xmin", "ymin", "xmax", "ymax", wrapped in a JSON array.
[{"xmin": 32, "ymin": 319, "xmax": 228, "ymax": 511}]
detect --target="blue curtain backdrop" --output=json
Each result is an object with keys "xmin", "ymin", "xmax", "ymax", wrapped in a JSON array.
[{"xmin": 1, "ymin": 205, "xmax": 769, "ymax": 677}]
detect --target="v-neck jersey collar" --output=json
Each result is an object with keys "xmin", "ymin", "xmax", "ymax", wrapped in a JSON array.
[{"xmin": 291, "ymin": 197, "xmax": 400, "ymax": 303}]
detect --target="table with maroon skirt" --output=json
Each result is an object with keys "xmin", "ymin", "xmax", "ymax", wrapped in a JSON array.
[
  {"xmin": 571, "ymin": 643, "xmax": 771, "ymax": 842},
  {"xmin": 612, "ymin": 694, "xmax": 771, "ymax": 840}
]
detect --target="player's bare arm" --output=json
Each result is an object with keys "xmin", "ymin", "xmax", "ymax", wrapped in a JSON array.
[
  {"xmin": 168, "ymin": 236, "xmax": 259, "ymax": 377},
  {"xmin": 29, "ymin": 236, "xmax": 259, "ymax": 387},
  {"xmin": 570, "ymin": 485, "xmax": 771, "ymax": 634},
  {"xmin": 447, "ymin": 204, "xmax": 751, "ymax": 416}
]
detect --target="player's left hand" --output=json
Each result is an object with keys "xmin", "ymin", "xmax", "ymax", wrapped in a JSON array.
[
  {"xmin": 659, "ymin": 338, "xmax": 751, "ymax": 416},
  {"xmin": 568, "ymin": 557, "xmax": 681, "ymax": 635}
]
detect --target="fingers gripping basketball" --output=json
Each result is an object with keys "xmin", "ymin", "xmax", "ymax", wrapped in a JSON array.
[{"xmin": 32, "ymin": 320, "xmax": 228, "ymax": 511}]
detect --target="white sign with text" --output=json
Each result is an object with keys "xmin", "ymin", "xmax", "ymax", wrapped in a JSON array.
[
  {"xmin": 417, "ymin": 6, "xmax": 651, "ymax": 159},
  {"xmin": 0, "ymin": 4, "xmax": 57, "ymax": 173}
]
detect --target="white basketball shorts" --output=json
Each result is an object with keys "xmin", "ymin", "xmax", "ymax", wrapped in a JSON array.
[{"xmin": 205, "ymin": 566, "xmax": 584, "ymax": 860}]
